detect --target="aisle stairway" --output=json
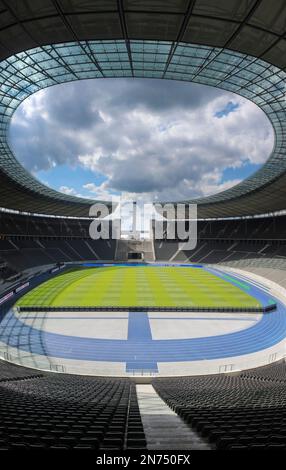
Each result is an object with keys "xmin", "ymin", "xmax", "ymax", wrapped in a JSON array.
[{"xmin": 136, "ymin": 384, "xmax": 211, "ymax": 450}]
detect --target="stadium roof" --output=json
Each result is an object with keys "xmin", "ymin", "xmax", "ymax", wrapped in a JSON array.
[{"xmin": 0, "ymin": 0, "xmax": 286, "ymax": 219}]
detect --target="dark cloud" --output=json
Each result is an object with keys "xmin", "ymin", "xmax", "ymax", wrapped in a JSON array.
[
  {"xmin": 9, "ymin": 114, "xmax": 84, "ymax": 172},
  {"xmin": 45, "ymin": 84, "xmax": 103, "ymax": 130},
  {"xmin": 103, "ymin": 78, "xmax": 224, "ymax": 113}
]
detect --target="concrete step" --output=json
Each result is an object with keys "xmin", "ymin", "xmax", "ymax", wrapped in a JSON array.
[{"xmin": 136, "ymin": 384, "xmax": 211, "ymax": 450}]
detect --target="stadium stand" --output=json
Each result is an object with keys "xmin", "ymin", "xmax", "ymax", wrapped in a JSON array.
[
  {"xmin": 1, "ymin": 212, "xmax": 286, "ymax": 273},
  {"xmin": 153, "ymin": 363, "xmax": 286, "ymax": 450},
  {"xmin": 153, "ymin": 215, "xmax": 286, "ymax": 269},
  {"xmin": 0, "ymin": 360, "xmax": 44, "ymax": 382},
  {"xmin": 1, "ymin": 0, "xmax": 286, "ymax": 452},
  {"xmin": 1, "ymin": 356, "xmax": 286, "ymax": 450},
  {"xmin": 3, "ymin": 212, "xmax": 286, "ymax": 240},
  {"xmin": 0, "ymin": 369, "xmax": 146, "ymax": 450},
  {"xmin": 0, "ymin": 238, "xmax": 115, "ymax": 276},
  {"xmin": 241, "ymin": 360, "xmax": 286, "ymax": 383}
]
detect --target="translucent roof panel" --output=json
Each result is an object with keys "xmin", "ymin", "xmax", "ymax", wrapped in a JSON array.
[
  {"xmin": 0, "ymin": 1, "xmax": 285, "ymax": 217},
  {"xmin": 0, "ymin": 38, "xmax": 285, "ymax": 218}
]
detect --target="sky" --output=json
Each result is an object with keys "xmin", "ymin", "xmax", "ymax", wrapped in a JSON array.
[{"xmin": 9, "ymin": 78, "xmax": 274, "ymax": 203}]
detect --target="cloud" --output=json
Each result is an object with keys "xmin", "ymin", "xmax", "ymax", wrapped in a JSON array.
[
  {"xmin": 59, "ymin": 186, "xmax": 78, "ymax": 196},
  {"xmin": 83, "ymin": 182, "xmax": 120, "ymax": 202},
  {"xmin": 59, "ymin": 185, "xmax": 84, "ymax": 198},
  {"xmin": 10, "ymin": 78, "xmax": 274, "ymax": 202}
]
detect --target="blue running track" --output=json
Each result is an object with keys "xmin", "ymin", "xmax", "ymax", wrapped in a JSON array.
[{"xmin": 0, "ymin": 266, "xmax": 285, "ymax": 372}]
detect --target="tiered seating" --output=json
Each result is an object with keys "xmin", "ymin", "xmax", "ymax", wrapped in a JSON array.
[
  {"xmin": 2, "ymin": 211, "xmax": 286, "ymax": 241},
  {"xmin": 1, "ymin": 245, "xmax": 55, "ymax": 270},
  {"xmin": 38, "ymin": 239, "xmax": 74, "ymax": 262},
  {"xmin": 154, "ymin": 241, "xmax": 179, "ymax": 260},
  {"xmin": 0, "ymin": 370, "xmax": 146, "ymax": 450},
  {"xmin": 59, "ymin": 241, "xmax": 83, "ymax": 261},
  {"xmin": 154, "ymin": 370, "xmax": 286, "ymax": 450},
  {"xmin": 242, "ymin": 360, "xmax": 286, "ymax": 383},
  {"xmin": 0, "ymin": 360, "xmax": 43, "ymax": 382},
  {"xmin": 0, "ymin": 239, "xmax": 115, "ymax": 271},
  {"xmin": 67, "ymin": 240, "xmax": 96, "ymax": 260},
  {"xmin": 0, "ymin": 251, "xmax": 22, "ymax": 287},
  {"xmin": 0, "ymin": 213, "xmax": 90, "ymax": 238},
  {"xmin": 0, "ymin": 240, "xmax": 15, "ymax": 250},
  {"xmin": 88, "ymin": 239, "xmax": 116, "ymax": 260},
  {"xmin": 0, "ymin": 237, "xmax": 277, "ymax": 270},
  {"xmin": 0, "ymin": 264, "xmax": 19, "ymax": 283},
  {"xmin": 154, "ymin": 238, "xmax": 286, "ymax": 268},
  {"xmin": 1, "ymin": 209, "xmax": 286, "ymax": 271}
]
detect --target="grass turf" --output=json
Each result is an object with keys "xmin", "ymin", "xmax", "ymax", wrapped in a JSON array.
[{"xmin": 16, "ymin": 266, "xmax": 260, "ymax": 309}]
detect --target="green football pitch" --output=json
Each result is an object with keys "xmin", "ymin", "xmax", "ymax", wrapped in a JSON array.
[{"xmin": 16, "ymin": 266, "xmax": 260, "ymax": 308}]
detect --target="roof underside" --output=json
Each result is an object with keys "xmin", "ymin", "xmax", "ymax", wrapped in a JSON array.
[{"xmin": 0, "ymin": 0, "xmax": 286, "ymax": 218}]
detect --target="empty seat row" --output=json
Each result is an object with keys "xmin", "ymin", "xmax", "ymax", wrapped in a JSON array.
[
  {"xmin": 153, "ymin": 364, "xmax": 286, "ymax": 450},
  {"xmin": 0, "ymin": 367, "xmax": 146, "ymax": 450}
]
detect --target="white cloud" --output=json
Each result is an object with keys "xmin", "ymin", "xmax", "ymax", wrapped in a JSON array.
[
  {"xmin": 10, "ymin": 78, "xmax": 274, "ymax": 202},
  {"xmin": 59, "ymin": 186, "xmax": 84, "ymax": 198},
  {"xmin": 59, "ymin": 186, "xmax": 77, "ymax": 196},
  {"xmin": 83, "ymin": 182, "xmax": 120, "ymax": 202}
]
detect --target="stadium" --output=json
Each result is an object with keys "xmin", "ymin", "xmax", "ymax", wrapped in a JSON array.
[{"xmin": 1, "ymin": 0, "xmax": 286, "ymax": 453}]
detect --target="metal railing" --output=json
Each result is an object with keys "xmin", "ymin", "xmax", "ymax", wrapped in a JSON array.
[{"xmin": 18, "ymin": 304, "xmax": 276, "ymax": 313}]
